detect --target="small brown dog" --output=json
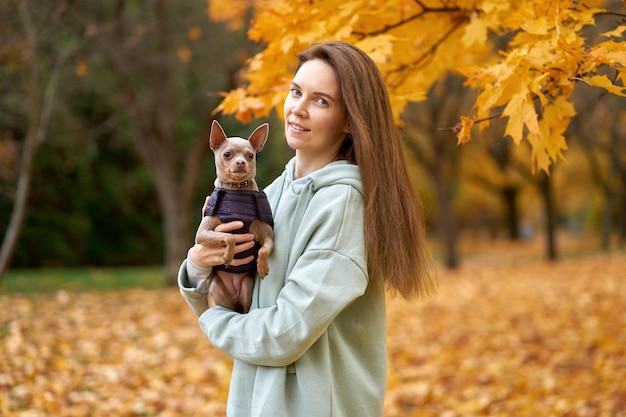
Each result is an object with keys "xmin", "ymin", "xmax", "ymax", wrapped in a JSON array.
[{"xmin": 195, "ymin": 120, "xmax": 274, "ymax": 313}]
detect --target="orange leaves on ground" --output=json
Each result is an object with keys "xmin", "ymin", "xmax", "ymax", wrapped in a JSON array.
[
  {"xmin": 1, "ymin": 289, "xmax": 232, "ymax": 417},
  {"xmin": 2, "ymin": 245, "xmax": 626, "ymax": 416},
  {"xmin": 385, "ymin": 245, "xmax": 626, "ymax": 416}
]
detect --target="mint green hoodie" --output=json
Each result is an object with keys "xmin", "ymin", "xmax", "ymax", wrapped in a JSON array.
[{"xmin": 178, "ymin": 158, "xmax": 387, "ymax": 417}]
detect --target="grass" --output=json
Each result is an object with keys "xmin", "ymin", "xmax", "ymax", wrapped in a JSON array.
[
  {"xmin": 1, "ymin": 265, "xmax": 167, "ymax": 294},
  {"xmin": 1, "ymin": 232, "xmax": 620, "ymax": 295}
]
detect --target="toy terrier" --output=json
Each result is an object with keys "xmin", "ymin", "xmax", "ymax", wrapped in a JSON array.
[{"xmin": 195, "ymin": 120, "xmax": 274, "ymax": 313}]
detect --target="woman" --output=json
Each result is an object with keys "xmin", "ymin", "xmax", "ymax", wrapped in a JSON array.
[{"xmin": 179, "ymin": 41, "xmax": 435, "ymax": 417}]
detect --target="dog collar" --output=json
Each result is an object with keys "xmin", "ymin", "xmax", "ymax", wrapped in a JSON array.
[{"xmin": 220, "ymin": 180, "xmax": 250, "ymax": 189}]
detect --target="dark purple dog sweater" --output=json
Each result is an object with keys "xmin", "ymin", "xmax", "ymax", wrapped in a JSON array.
[{"xmin": 204, "ymin": 188, "xmax": 274, "ymax": 274}]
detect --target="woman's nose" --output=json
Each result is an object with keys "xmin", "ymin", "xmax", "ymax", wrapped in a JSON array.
[{"xmin": 291, "ymin": 101, "xmax": 307, "ymax": 117}]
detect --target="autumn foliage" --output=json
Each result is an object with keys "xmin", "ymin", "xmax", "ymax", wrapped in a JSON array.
[
  {"xmin": 209, "ymin": 0, "xmax": 626, "ymax": 172},
  {"xmin": 2, "ymin": 240, "xmax": 625, "ymax": 416}
]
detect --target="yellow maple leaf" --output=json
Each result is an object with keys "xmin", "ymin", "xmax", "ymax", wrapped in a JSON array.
[
  {"xmin": 210, "ymin": 0, "xmax": 624, "ymax": 173},
  {"xmin": 456, "ymin": 116, "xmax": 474, "ymax": 144},
  {"xmin": 521, "ymin": 15, "xmax": 551, "ymax": 35},
  {"xmin": 599, "ymin": 24, "xmax": 626, "ymax": 39},
  {"xmin": 522, "ymin": 95, "xmax": 574, "ymax": 173},
  {"xmin": 214, "ymin": 88, "xmax": 247, "ymax": 116},
  {"xmin": 461, "ymin": 14, "xmax": 488, "ymax": 48},
  {"xmin": 502, "ymin": 87, "xmax": 539, "ymax": 145},
  {"xmin": 502, "ymin": 94, "xmax": 526, "ymax": 145},
  {"xmin": 586, "ymin": 75, "xmax": 626, "ymax": 97},
  {"xmin": 588, "ymin": 45, "xmax": 608, "ymax": 58},
  {"xmin": 527, "ymin": 131, "xmax": 552, "ymax": 173},
  {"xmin": 355, "ymin": 35, "xmax": 394, "ymax": 64}
]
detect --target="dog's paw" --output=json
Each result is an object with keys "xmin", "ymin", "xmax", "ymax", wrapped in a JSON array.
[
  {"xmin": 256, "ymin": 261, "xmax": 269, "ymax": 278},
  {"xmin": 222, "ymin": 239, "xmax": 236, "ymax": 266}
]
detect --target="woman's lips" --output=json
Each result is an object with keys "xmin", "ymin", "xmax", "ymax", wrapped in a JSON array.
[{"xmin": 289, "ymin": 121, "xmax": 310, "ymax": 132}]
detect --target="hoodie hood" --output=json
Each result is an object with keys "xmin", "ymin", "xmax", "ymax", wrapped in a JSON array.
[
  {"xmin": 283, "ymin": 157, "xmax": 363, "ymax": 197},
  {"xmin": 264, "ymin": 156, "xmax": 365, "ymax": 277}
]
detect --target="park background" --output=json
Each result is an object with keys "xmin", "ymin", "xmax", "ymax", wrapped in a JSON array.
[{"xmin": 1, "ymin": 0, "xmax": 625, "ymax": 416}]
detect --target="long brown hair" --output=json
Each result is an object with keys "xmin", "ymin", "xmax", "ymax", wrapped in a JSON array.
[{"xmin": 297, "ymin": 41, "xmax": 436, "ymax": 299}]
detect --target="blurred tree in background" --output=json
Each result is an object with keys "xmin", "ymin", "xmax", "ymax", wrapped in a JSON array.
[
  {"xmin": 1, "ymin": 0, "xmax": 625, "ymax": 281},
  {"xmin": 0, "ymin": 0, "xmax": 291, "ymax": 282}
]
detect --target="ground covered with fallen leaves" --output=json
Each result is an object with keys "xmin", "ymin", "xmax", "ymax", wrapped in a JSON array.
[{"xmin": 2, "ymin": 239, "xmax": 625, "ymax": 416}]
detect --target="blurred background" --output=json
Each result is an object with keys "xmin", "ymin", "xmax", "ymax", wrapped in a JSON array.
[
  {"xmin": 1, "ymin": 0, "xmax": 625, "ymax": 285},
  {"xmin": 1, "ymin": 2, "xmax": 625, "ymax": 416}
]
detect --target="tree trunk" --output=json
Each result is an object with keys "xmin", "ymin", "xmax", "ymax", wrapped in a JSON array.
[
  {"xmin": 618, "ymin": 188, "xmax": 625, "ymax": 248},
  {"xmin": 600, "ymin": 188, "xmax": 613, "ymax": 251},
  {"xmin": 154, "ymin": 169, "xmax": 195, "ymax": 284},
  {"xmin": 501, "ymin": 186, "xmax": 520, "ymax": 240},
  {"xmin": 0, "ymin": 124, "xmax": 38, "ymax": 280},
  {"xmin": 618, "ymin": 177, "xmax": 626, "ymax": 248},
  {"xmin": 0, "ymin": 2, "xmax": 67, "ymax": 279},
  {"xmin": 437, "ymin": 180, "xmax": 459, "ymax": 268},
  {"xmin": 434, "ymin": 157, "xmax": 459, "ymax": 269},
  {"xmin": 539, "ymin": 172, "xmax": 557, "ymax": 260},
  {"xmin": 105, "ymin": 0, "xmax": 210, "ymax": 284},
  {"xmin": 147, "ymin": 144, "xmax": 206, "ymax": 284}
]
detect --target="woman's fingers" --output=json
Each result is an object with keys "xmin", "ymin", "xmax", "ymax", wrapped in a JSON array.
[
  {"xmin": 215, "ymin": 221, "xmax": 244, "ymax": 233},
  {"xmin": 191, "ymin": 220, "xmax": 257, "ymax": 268},
  {"xmin": 188, "ymin": 243, "xmax": 227, "ymax": 267},
  {"xmin": 229, "ymin": 254, "xmax": 255, "ymax": 267}
]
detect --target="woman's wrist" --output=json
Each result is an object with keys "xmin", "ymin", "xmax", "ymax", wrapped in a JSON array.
[
  {"xmin": 187, "ymin": 244, "xmax": 213, "ymax": 276},
  {"xmin": 185, "ymin": 248, "xmax": 214, "ymax": 294}
]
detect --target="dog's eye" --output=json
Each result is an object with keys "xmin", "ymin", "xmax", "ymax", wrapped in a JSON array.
[
  {"xmin": 223, "ymin": 151, "xmax": 232, "ymax": 159},
  {"xmin": 246, "ymin": 152, "xmax": 254, "ymax": 160}
]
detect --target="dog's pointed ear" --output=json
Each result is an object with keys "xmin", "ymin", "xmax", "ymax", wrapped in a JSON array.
[
  {"xmin": 248, "ymin": 123, "xmax": 269, "ymax": 153},
  {"xmin": 209, "ymin": 120, "xmax": 228, "ymax": 150}
]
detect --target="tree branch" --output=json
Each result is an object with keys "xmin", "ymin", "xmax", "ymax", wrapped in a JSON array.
[
  {"xmin": 353, "ymin": 1, "xmax": 462, "ymax": 38},
  {"xmin": 388, "ymin": 15, "xmax": 468, "ymax": 90},
  {"xmin": 438, "ymin": 111, "xmax": 503, "ymax": 134}
]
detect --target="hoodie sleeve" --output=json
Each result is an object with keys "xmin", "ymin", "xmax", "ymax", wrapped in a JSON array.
[
  {"xmin": 178, "ymin": 258, "xmax": 212, "ymax": 317},
  {"xmin": 198, "ymin": 184, "xmax": 368, "ymax": 366}
]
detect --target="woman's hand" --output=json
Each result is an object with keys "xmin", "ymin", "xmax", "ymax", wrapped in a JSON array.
[{"xmin": 189, "ymin": 220, "xmax": 256, "ymax": 268}]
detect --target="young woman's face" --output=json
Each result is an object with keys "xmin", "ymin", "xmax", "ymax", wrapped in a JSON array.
[{"xmin": 284, "ymin": 59, "xmax": 349, "ymax": 171}]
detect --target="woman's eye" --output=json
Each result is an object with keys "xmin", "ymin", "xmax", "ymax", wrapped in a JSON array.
[
  {"xmin": 316, "ymin": 97, "xmax": 328, "ymax": 106},
  {"xmin": 290, "ymin": 88, "xmax": 301, "ymax": 97}
]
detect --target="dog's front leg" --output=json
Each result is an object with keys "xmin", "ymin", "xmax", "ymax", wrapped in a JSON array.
[{"xmin": 249, "ymin": 220, "xmax": 274, "ymax": 277}]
